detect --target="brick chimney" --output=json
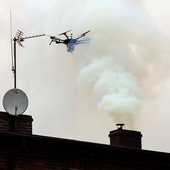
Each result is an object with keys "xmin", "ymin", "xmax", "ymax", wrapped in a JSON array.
[
  {"xmin": 109, "ymin": 124, "xmax": 142, "ymax": 149},
  {"xmin": 0, "ymin": 111, "xmax": 33, "ymax": 135}
]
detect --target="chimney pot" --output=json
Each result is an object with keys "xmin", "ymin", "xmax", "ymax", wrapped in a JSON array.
[{"xmin": 116, "ymin": 123, "xmax": 125, "ymax": 130}]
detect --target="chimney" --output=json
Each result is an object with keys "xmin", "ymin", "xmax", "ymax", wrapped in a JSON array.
[
  {"xmin": 109, "ymin": 124, "xmax": 142, "ymax": 149},
  {"xmin": 0, "ymin": 111, "xmax": 33, "ymax": 135}
]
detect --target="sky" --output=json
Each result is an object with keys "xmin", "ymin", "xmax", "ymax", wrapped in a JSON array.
[{"xmin": 0, "ymin": 0, "xmax": 170, "ymax": 153}]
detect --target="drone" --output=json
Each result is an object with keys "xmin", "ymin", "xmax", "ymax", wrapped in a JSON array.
[{"xmin": 49, "ymin": 30, "xmax": 90, "ymax": 53}]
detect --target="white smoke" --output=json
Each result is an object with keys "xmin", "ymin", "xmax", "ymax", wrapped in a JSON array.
[{"xmin": 78, "ymin": 55, "xmax": 142, "ymax": 128}]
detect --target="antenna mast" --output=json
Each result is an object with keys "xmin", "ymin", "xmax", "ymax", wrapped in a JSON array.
[{"xmin": 11, "ymin": 30, "xmax": 45, "ymax": 88}]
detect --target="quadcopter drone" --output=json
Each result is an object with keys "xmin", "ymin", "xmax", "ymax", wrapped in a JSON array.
[{"xmin": 49, "ymin": 30, "xmax": 90, "ymax": 53}]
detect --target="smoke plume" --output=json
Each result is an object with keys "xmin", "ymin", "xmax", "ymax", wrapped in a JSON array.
[
  {"xmin": 78, "ymin": 56, "xmax": 141, "ymax": 128},
  {"xmin": 1, "ymin": 0, "xmax": 170, "ymax": 151}
]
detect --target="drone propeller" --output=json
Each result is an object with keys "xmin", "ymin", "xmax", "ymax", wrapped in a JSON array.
[
  {"xmin": 58, "ymin": 30, "xmax": 72, "ymax": 36},
  {"xmin": 49, "ymin": 36, "xmax": 57, "ymax": 45},
  {"xmin": 49, "ymin": 36, "xmax": 64, "ymax": 45}
]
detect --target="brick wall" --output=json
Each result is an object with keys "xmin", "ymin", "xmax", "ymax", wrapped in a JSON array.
[
  {"xmin": 0, "ymin": 119, "xmax": 169, "ymax": 169},
  {"xmin": 0, "ymin": 112, "xmax": 33, "ymax": 134}
]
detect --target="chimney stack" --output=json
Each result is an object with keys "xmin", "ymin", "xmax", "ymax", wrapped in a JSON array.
[
  {"xmin": 0, "ymin": 111, "xmax": 33, "ymax": 135},
  {"xmin": 109, "ymin": 124, "xmax": 142, "ymax": 149}
]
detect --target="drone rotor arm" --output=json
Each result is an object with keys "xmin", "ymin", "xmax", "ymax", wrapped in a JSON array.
[{"xmin": 76, "ymin": 30, "xmax": 90, "ymax": 39}]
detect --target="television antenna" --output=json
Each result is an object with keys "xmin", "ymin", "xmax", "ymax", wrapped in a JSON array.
[
  {"xmin": 12, "ymin": 30, "xmax": 46, "ymax": 89},
  {"xmin": 3, "ymin": 13, "xmax": 46, "ymax": 116}
]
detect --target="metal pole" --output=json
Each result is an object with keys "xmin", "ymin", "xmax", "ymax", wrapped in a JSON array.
[{"xmin": 13, "ymin": 38, "xmax": 16, "ymax": 89}]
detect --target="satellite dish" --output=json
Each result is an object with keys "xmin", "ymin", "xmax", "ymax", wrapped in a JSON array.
[{"xmin": 3, "ymin": 88, "xmax": 28, "ymax": 116}]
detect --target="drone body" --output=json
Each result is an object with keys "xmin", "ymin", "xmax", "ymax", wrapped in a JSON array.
[{"xmin": 49, "ymin": 30, "xmax": 90, "ymax": 52}]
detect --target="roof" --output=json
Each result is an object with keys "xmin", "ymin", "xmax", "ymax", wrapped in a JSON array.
[{"xmin": 0, "ymin": 131, "xmax": 170, "ymax": 167}]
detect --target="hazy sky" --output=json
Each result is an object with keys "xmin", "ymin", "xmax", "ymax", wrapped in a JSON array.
[{"xmin": 1, "ymin": 0, "xmax": 170, "ymax": 153}]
